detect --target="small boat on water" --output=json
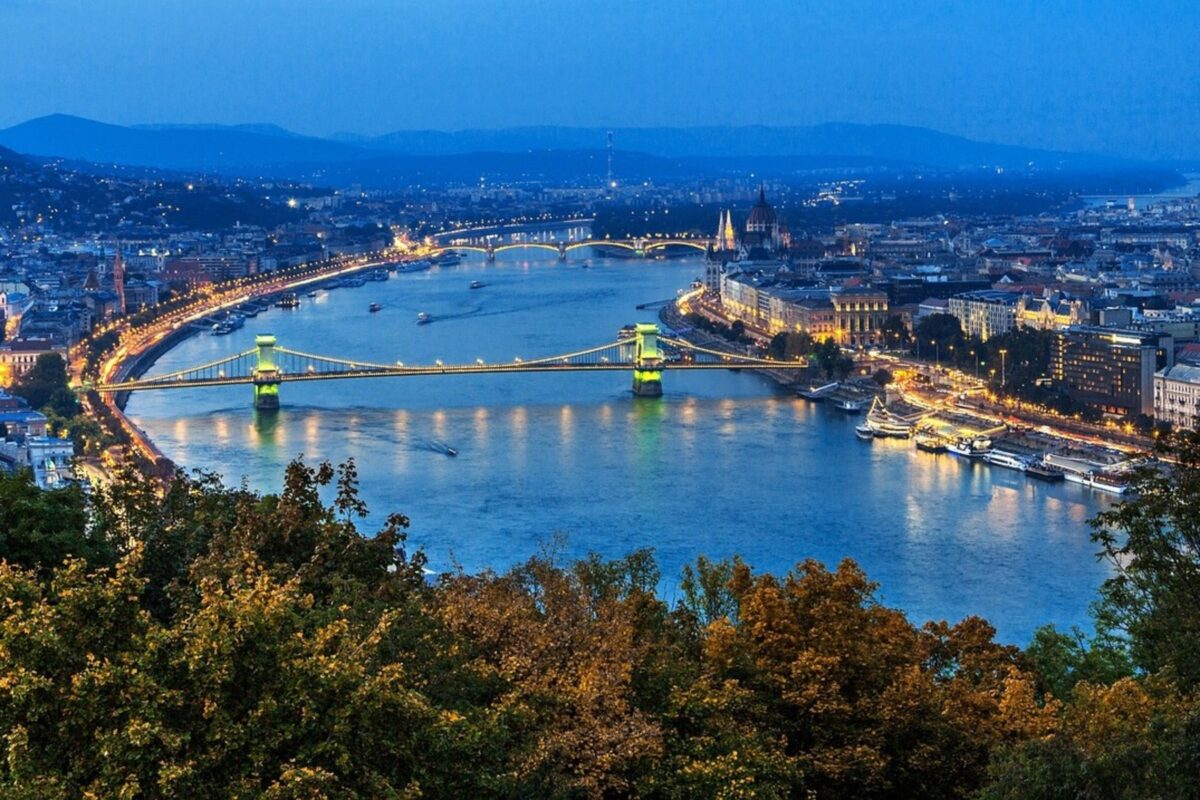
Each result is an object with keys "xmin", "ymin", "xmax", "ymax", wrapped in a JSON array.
[
  {"xmin": 469, "ymin": 280, "xmax": 485, "ymax": 290},
  {"xmin": 276, "ymin": 292, "xmax": 300, "ymax": 308},
  {"xmin": 834, "ymin": 396, "xmax": 865, "ymax": 414},
  {"xmin": 417, "ymin": 312, "xmax": 432, "ymax": 325},
  {"xmin": 306, "ymin": 290, "xmax": 318, "ymax": 298},
  {"xmin": 398, "ymin": 259, "xmax": 433, "ymax": 274},
  {"xmin": 855, "ymin": 423, "xmax": 875, "ymax": 440},
  {"xmin": 369, "ymin": 302, "xmax": 382, "ymax": 313}
]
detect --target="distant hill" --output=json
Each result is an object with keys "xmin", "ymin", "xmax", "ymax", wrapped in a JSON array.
[
  {"xmin": 0, "ymin": 115, "xmax": 375, "ymax": 171},
  {"xmin": 350, "ymin": 123, "xmax": 1133, "ymax": 171},
  {"xmin": 0, "ymin": 115, "xmax": 1161, "ymax": 187}
]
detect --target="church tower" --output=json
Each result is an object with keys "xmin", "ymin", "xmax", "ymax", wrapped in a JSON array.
[{"xmin": 113, "ymin": 243, "xmax": 127, "ymax": 315}]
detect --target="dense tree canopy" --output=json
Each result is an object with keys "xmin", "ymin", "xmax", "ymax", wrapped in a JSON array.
[{"xmin": 1, "ymin": 440, "xmax": 1199, "ymax": 797}]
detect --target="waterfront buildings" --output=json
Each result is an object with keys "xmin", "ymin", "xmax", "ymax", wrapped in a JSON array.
[
  {"xmin": 947, "ymin": 289, "xmax": 1020, "ymax": 341},
  {"xmin": 0, "ymin": 339, "xmax": 68, "ymax": 386},
  {"xmin": 1154, "ymin": 363, "xmax": 1200, "ymax": 429},
  {"xmin": 1052, "ymin": 326, "xmax": 1171, "ymax": 417}
]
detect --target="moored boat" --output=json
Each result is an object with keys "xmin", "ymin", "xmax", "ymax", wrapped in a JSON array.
[
  {"xmin": 1026, "ymin": 461, "xmax": 1066, "ymax": 482},
  {"xmin": 855, "ymin": 423, "xmax": 875, "ymax": 440},
  {"xmin": 984, "ymin": 449, "xmax": 1029, "ymax": 471},
  {"xmin": 947, "ymin": 436, "xmax": 992, "ymax": 459},
  {"xmin": 276, "ymin": 292, "xmax": 300, "ymax": 308},
  {"xmin": 865, "ymin": 397, "xmax": 913, "ymax": 438},
  {"xmin": 369, "ymin": 302, "xmax": 382, "ymax": 313},
  {"xmin": 914, "ymin": 430, "xmax": 948, "ymax": 453}
]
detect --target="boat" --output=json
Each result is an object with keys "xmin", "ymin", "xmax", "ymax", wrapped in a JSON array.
[
  {"xmin": 914, "ymin": 431, "xmax": 948, "ymax": 453},
  {"xmin": 1085, "ymin": 471, "xmax": 1132, "ymax": 495},
  {"xmin": 469, "ymin": 280, "xmax": 485, "ymax": 290},
  {"xmin": 369, "ymin": 302, "xmax": 382, "ymax": 313},
  {"xmin": 984, "ymin": 449, "xmax": 1029, "ymax": 471},
  {"xmin": 306, "ymin": 290, "xmax": 318, "ymax": 297},
  {"xmin": 276, "ymin": 292, "xmax": 300, "ymax": 308},
  {"xmin": 417, "ymin": 312, "xmax": 432, "ymax": 325},
  {"xmin": 397, "ymin": 259, "xmax": 433, "ymax": 274},
  {"xmin": 798, "ymin": 382, "xmax": 837, "ymax": 401},
  {"xmin": 947, "ymin": 436, "xmax": 992, "ymax": 459},
  {"xmin": 865, "ymin": 397, "xmax": 913, "ymax": 438},
  {"xmin": 833, "ymin": 396, "xmax": 865, "ymax": 414},
  {"xmin": 211, "ymin": 323, "xmax": 232, "ymax": 336},
  {"xmin": 368, "ymin": 269, "xmax": 389, "ymax": 281},
  {"xmin": 855, "ymin": 423, "xmax": 875, "ymax": 440},
  {"xmin": 1026, "ymin": 461, "xmax": 1066, "ymax": 482}
]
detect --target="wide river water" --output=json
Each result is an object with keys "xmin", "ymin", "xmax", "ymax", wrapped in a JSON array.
[{"xmin": 127, "ymin": 252, "xmax": 1112, "ymax": 643}]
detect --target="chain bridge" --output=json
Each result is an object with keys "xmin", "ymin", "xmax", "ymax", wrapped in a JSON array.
[
  {"xmin": 95, "ymin": 325, "xmax": 807, "ymax": 409},
  {"xmin": 435, "ymin": 238, "xmax": 714, "ymax": 261}
]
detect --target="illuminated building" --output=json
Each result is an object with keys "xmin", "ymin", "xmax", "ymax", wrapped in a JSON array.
[
  {"xmin": 1052, "ymin": 326, "xmax": 1172, "ymax": 417},
  {"xmin": 947, "ymin": 290, "xmax": 1019, "ymax": 341},
  {"xmin": 1154, "ymin": 363, "xmax": 1200, "ymax": 429}
]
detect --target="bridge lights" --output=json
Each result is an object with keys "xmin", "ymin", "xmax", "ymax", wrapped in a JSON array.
[
  {"xmin": 435, "ymin": 359, "xmax": 443, "ymax": 367},
  {"xmin": 514, "ymin": 357, "xmax": 522, "ymax": 364},
  {"xmin": 476, "ymin": 358, "xmax": 484, "ymax": 366}
]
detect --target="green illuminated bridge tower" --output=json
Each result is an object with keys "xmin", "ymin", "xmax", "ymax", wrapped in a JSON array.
[
  {"xmin": 252, "ymin": 334, "xmax": 281, "ymax": 409},
  {"xmin": 97, "ymin": 324, "xmax": 809, "ymax": 406},
  {"xmin": 631, "ymin": 323, "xmax": 663, "ymax": 397}
]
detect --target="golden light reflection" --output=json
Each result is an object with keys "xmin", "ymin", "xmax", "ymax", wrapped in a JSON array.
[
  {"xmin": 559, "ymin": 405, "xmax": 574, "ymax": 447},
  {"xmin": 304, "ymin": 414, "xmax": 320, "ymax": 448},
  {"xmin": 214, "ymin": 416, "xmax": 229, "ymax": 444}
]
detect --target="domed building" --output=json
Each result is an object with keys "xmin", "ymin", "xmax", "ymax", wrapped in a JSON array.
[{"xmin": 742, "ymin": 184, "xmax": 786, "ymax": 255}]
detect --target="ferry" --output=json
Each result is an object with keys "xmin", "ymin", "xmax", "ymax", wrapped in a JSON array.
[
  {"xmin": 855, "ymin": 423, "xmax": 875, "ymax": 440},
  {"xmin": 276, "ymin": 292, "xmax": 300, "ymax": 308},
  {"xmin": 434, "ymin": 252, "xmax": 461, "ymax": 267},
  {"xmin": 368, "ymin": 269, "xmax": 389, "ymax": 282},
  {"xmin": 947, "ymin": 436, "xmax": 992, "ymax": 459},
  {"xmin": 984, "ymin": 449, "xmax": 1029, "ymax": 472},
  {"xmin": 914, "ymin": 431, "xmax": 948, "ymax": 453},
  {"xmin": 865, "ymin": 397, "xmax": 913, "ymax": 438},
  {"xmin": 369, "ymin": 302, "xmax": 382, "ymax": 313},
  {"xmin": 211, "ymin": 322, "xmax": 233, "ymax": 336},
  {"xmin": 469, "ymin": 280, "xmax": 485, "ymax": 290},
  {"xmin": 417, "ymin": 312, "xmax": 432, "ymax": 325}
]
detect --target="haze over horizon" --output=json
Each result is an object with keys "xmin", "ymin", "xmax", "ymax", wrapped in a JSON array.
[{"xmin": 2, "ymin": 0, "xmax": 1198, "ymax": 160}]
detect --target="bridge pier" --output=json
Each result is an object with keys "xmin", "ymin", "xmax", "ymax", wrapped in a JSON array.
[
  {"xmin": 557, "ymin": 241, "xmax": 567, "ymax": 261},
  {"xmin": 485, "ymin": 243, "xmax": 496, "ymax": 262},
  {"xmin": 252, "ymin": 334, "xmax": 282, "ymax": 409},
  {"xmin": 632, "ymin": 323, "xmax": 663, "ymax": 397}
]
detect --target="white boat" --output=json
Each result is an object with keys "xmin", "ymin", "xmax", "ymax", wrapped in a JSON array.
[
  {"xmin": 947, "ymin": 436, "xmax": 992, "ymax": 459},
  {"xmin": 855, "ymin": 423, "xmax": 875, "ymax": 440},
  {"xmin": 834, "ymin": 397, "xmax": 865, "ymax": 413},
  {"xmin": 416, "ymin": 312, "xmax": 431, "ymax": 325},
  {"xmin": 984, "ymin": 449, "xmax": 1028, "ymax": 471},
  {"xmin": 865, "ymin": 397, "xmax": 913, "ymax": 438}
]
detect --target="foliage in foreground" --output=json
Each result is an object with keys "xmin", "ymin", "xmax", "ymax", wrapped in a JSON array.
[{"xmin": 3, "ymin": 430, "xmax": 1200, "ymax": 797}]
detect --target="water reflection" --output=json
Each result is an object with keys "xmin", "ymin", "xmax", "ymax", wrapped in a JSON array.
[{"xmin": 126, "ymin": 254, "xmax": 1115, "ymax": 643}]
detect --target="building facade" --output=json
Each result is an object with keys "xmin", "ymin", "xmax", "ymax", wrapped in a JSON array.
[
  {"xmin": 831, "ymin": 288, "xmax": 889, "ymax": 347},
  {"xmin": 947, "ymin": 290, "xmax": 1019, "ymax": 341},
  {"xmin": 1154, "ymin": 363, "xmax": 1200, "ymax": 429},
  {"xmin": 1052, "ymin": 327, "xmax": 1170, "ymax": 417}
]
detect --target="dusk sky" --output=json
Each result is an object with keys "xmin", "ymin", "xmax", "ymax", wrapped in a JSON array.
[{"xmin": 3, "ymin": 0, "xmax": 1198, "ymax": 158}]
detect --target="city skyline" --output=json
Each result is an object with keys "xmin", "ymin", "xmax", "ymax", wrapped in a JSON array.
[{"xmin": 2, "ymin": 0, "xmax": 1199, "ymax": 160}]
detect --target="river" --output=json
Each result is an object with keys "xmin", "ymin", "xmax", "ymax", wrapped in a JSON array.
[{"xmin": 126, "ymin": 251, "xmax": 1112, "ymax": 643}]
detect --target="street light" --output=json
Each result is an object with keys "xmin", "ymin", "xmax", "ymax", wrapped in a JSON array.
[{"xmin": 999, "ymin": 348, "xmax": 1008, "ymax": 387}]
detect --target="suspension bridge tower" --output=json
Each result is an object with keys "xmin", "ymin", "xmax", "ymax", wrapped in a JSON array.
[
  {"xmin": 252, "ymin": 334, "xmax": 281, "ymax": 409},
  {"xmin": 632, "ymin": 323, "xmax": 663, "ymax": 397}
]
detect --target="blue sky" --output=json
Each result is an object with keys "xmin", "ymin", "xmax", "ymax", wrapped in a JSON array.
[{"xmin": 2, "ymin": 0, "xmax": 1198, "ymax": 158}]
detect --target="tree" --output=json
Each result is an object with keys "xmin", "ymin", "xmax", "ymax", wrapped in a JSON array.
[
  {"xmin": 1090, "ymin": 430, "xmax": 1200, "ymax": 688},
  {"xmin": 873, "ymin": 368, "xmax": 894, "ymax": 386},
  {"xmin": 768, "ymin": 331, "xmax": 814, "ymax": 361},
  {"xmin": 0, "ymin": 468, "xmax": 104, "ymax": 572},
  {"xmin": 913, "ymin": 313, "xmax": 964, "ymax": 359},
  {"xmin": 730, "ymin": 320, "xmax": 746, "ymax": 342},
  {"xmin": 13, "ymin": 352, "xmax": 71, "ymax": 411},
  {"xmin": 880, "ymin": 314, "xmax": 911, "ymax": 349}
]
